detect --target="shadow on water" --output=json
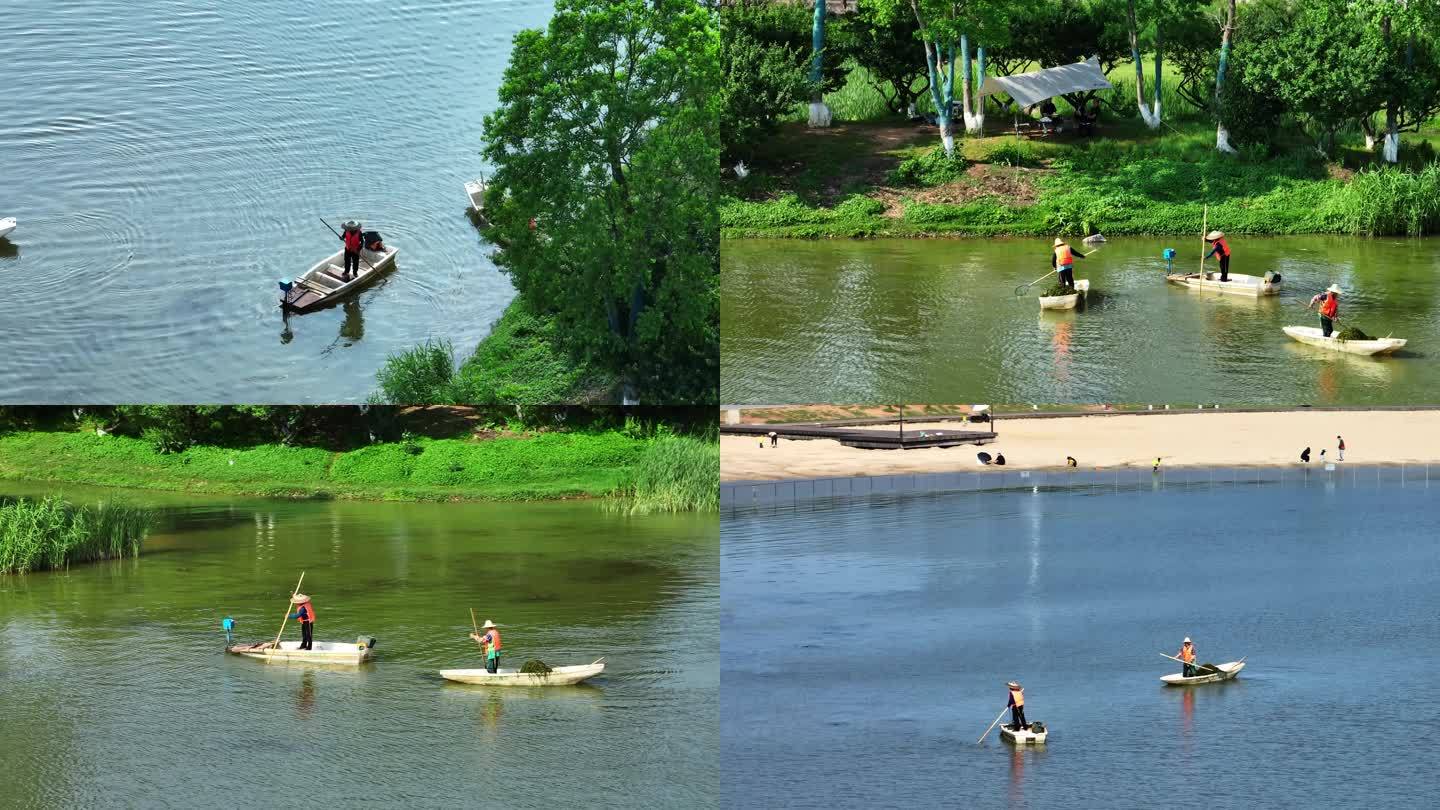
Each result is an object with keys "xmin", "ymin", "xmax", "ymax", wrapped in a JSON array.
[{"xmin": 0, "ymin": 240, "xmax": 18, "ymax": 260}]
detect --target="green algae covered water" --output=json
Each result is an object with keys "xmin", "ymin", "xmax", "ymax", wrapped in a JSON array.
[{"xmin": 0, "ymin": 484, "xmax": 717, "ymax": 806}]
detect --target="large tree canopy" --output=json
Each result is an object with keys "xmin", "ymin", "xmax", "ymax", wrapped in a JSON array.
[{"xmin": 483, "ymin": 0, "xmax": 718, "ymax": 404}]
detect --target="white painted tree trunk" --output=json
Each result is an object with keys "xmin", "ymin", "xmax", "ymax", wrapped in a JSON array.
[
  {"xmin": 808, "ymin": 101, "xmax": 833, "ymax": 128},
  {"xmin": 1364, "ymin": 131, "xmax": 1377, "ymax": 150},
  {"xmin": 1216, "ymin": 124, "xmax": 1236, "ymax": 153},
  {"xmin": 1383, "ymin": 131, "xmax": 1399, "ymax": 163},
  {"xmin": 939, "ymin": 119, "xmax": 955, "ymax": 155},
  {"xmin": 1139, "ymin": 102, "xmax": 1161, "ymax": 129}
]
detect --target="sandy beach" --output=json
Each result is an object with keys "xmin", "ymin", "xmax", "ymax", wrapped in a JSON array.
[{"xmin": 721, "ymin": 410, "xmax": 1440, "ymax": 481}]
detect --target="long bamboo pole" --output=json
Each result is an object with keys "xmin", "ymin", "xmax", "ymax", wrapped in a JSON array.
[
  {"xmin": 978, "ymin": 706, "xmax": 1009, "ymax": 743},
  {"xmin": 271, "ymin": 571, "xmax": 306, "ymax": 651},
  {"xmin": 1200, "ymin": 205, "xmax": 1208, "ymax": 277},
  {"xmin": 1158, "ymin": 651, "xmax": 1226, "ymax": 674},
  {"xmin": 470, "ymin": 608, "xmax": 484, "ymax": 650}
]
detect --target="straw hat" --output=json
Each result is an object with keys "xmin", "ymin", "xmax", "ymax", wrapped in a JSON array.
[
  {"xmin": 1205, "ymin": 230, "xmax": 1224, "ymax": 240},
  {"xmin": 291, "ymin": 593, "xmax": 311, "ymax": 604},
  {"xmin": 1007, "ymin": 681, "xmax": 1021, "ymax": 689},
  {"xmin": 1326, "ymin": 283, "xmax": 1342, "ymax": 294},
  {"xmin": 1182, "ymin": 637, "xmax": 1191, "ymax": 643},
  {"xmin": 343, "ymin": 220, "xmax": 360, "ymax": 232},
  {"xmin": 482, "ymin": 620, "xmax": 497, "ymax": 629},
  {"xmin": 1052, "ymin": 237, "xmax": 1065, "ymax": 247}
]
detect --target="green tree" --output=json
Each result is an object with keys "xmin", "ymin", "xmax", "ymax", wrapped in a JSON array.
[
  {"xmin": 482, "ymin": 0, "xmax": 719, "ymax": 404},
  {"xmin": 720, "ymin": 3, "xmax": 813, "ymax": 159},
  {"xmin": 847, "ymin": 0, "xmax": 930, "ymax": 117},
  {"xmin": 1214, "ymin": 0, "xmax": 1238, "ymax": 151},
  {"xmin": 1126, "ymin": 0, "xmax": 1207, "ymax": 128},
  {"xmin": 1360, "ymin": 0, "xmax": 1440, "ymax": 163}
]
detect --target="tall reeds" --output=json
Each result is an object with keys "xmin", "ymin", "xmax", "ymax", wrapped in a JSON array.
[
  {"xmin": 610, "ymin": 435, "xmax": 719, "ymax": 515},
  {"xmin": 1328, "ymin": 162, "xmax": 1440, "ymax": 236},
  {"xmin": 0, "ymin": 497, "xmax": 154, "ymax": 574}
]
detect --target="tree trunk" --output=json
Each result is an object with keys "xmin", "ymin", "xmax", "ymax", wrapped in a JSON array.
[
  {"xmin": 1215, "ymin": 0, "xmax": 1237, "ymax": 153},
  {"xmin": 1129, "ymin": 0, "xmax": 1159, "ymax": 128},
  {"xmin": 959, "ymin": 35, "xmax": 980, "ymax": 133},
  {"xmin": 974, "ymin": 46, "xmax": 987, "ymax": 132},
  {"xmin": 808, "ymin": 0, "xmax": 832, "ymax": 127},
  {"xmin": 1153, "ymin": 22, "xmax": 1164, "ymax": 125}
]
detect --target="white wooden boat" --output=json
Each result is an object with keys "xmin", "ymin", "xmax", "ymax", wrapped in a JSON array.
[
  {"xmin": 226, "ymin": 638, "xmax": 376, "ymax": 666},
  {"xmin": 1166, "ymin": 271, "xmax": 1280, "ymax": 297},
  {"xmin": 280, "ymin": 244, "xmax": 398, "ymax": 313},
  {"xmin": 0, "ymin": 217, "xmax": 15, "ymax": 239},
  {"xmin": 1283, "ymin": 326, "xmax": 1406, "ymax": 357},
  {"xmin": 1161, "ymin": 660, "xmax": 1245, "ymax": 686},
  {"xmin": 439, "ymin": 659, "xmax": 605, "ymax": 687},
  {"xmin": 1000, "ymin": 722, "xmax": 1048, "ymax": 745},
  {"xmin": 1038, "ymin": 279, "xmax": 1089, "ymax": 310},
  {"xmin": 464, "ymin": 179, "xmax": 487, "ymax": 214}
]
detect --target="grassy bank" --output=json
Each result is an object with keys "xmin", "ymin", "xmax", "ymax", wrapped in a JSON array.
[
  {"xmin": 0, "ymin": 429, "xmax": 718, "ymax": 508},
  {"xmin": 610, "ymin": 434, "xmax": 720, "ymax": 514},
  {"xmin": 0, "ymin": 497, "xmax": 153, "ymax": 574},
  {"xmin": 726, "ymin": 59, "xmax": 1440, "ymax": 240}
]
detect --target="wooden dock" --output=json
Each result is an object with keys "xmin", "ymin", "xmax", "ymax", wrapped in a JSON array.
[{"xmin": 721, "ymin": 416, "xmax": 997, "ymax": 450}]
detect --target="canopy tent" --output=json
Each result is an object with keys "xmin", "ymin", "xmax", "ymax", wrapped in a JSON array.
[{"xmin": 977, "ymin": 57, "xmax": 1113, "ymax": 108}]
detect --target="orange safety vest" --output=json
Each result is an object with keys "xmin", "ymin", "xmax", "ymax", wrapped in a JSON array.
[
  {"xmin": 1009, "ymin": 687, "xmax": 1024, "ymax": 708},
  {"xmin": 1213, "ymin": 237, "xmax": 1230, "ymax": 258},
  {"xmin": 295, "ymin": 602, "xmax": 315, "ymax": 624},
  {"xmin": 481, "ymin": 628, "xmax": 502, "ymax": 652},
  {"xmin": 1180, "ymin": 644, "xmax": 1194, "ymax": 663},
  {"xmin": 1054, "ymin": 244, "xmax": 1074, "ymax": 266},
  {"xmin": 1320, "ymin": 294, "xmax": 1339, "ymax": 318}
]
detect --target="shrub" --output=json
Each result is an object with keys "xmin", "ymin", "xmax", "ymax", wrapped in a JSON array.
[
  {"xmin": 0, "ymin": 497, "xmax": 153, "ymax": 574},
  {"xmin": 375, "ymin": 340, "xmax": 456, "ymax": 404},
  {"xmin": 890, "ymin": 146, "xmax": 968, "ymax": 186}
]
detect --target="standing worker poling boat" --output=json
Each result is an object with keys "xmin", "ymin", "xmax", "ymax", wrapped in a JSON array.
[
  {"xmin": 470, "ymin": 619, "xmax": 503, "ymax": 674},
  {"xmin": 1006, "ymin": 681, "xmax": 1028, "ymax": 731},
  {"xmin": 288, "ymin": 593, "xmax": 316, "ymax": 651},
  {"xmin": 1204, "ymin": 231, "xmax": 1231, "ymax": 282},
  {"xmin": 1178, "ymin": 637, "xmax": 1197, "ymax": 677},
  {"xmin": 1307, "ymin": 284, "xmax": 1342, "ymax": 337},
  {"xmin": 1051, "ymin": 238, "xmax": 1089, "ymax": 289},
  {"xmin": 340, "ymin": 221, "xmax": 363, "ymax": 281}
]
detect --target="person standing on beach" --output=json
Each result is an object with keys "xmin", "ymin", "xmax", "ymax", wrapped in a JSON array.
[
  {"xmin": 1337, "ymin": 435, "xmax": 1345, "ymax": 461},
  {"xmin": 1204, "ymin": 231, "xmax": 1231, "ymax": 282},
  {"xmin": 1051, "ymin": 238, "xmax": 1087, "ymax": 288},
  {"xmin": 768, "ymin": 431, "xmax": 778, "ymax": 448},
  {"xmin": 1301, "ymin": 447, "xmax": 1311, "ymax": 463}
]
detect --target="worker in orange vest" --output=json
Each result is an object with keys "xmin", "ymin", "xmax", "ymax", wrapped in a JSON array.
[
  {"xmin": 1204, "ymin": 230, "xmax": 1231, "ymax": 282},
  {"xmin": 1006, "ymin": 681, "xmax": 1028, "ymax": 731},
  {"xmin": 288, "ymin": 593, "xmax": 316, "ymax": 651},
  {"xmin": 1307, "ymin": 284, "xmax": 1342, "ymax": 337},
  {"xmin": 1178, "ymin": 637, "xmax": 1197, "ymax": 677},
  {"xmin": 1051, "ymin": 238, "xmax": 1089, "ymax": 289},
  {"xmin": 470, "ymin": 619, "xmax": 503, "ymax": 674}
]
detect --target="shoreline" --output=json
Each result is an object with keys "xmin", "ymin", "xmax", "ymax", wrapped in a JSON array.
[{"xmin": 721, "ymin": 409, "xmax": 1440, "ymax": 482}]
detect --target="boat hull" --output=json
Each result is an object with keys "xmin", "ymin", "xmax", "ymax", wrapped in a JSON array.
[
  {"xmin": 1000, "ymin": 724, "xmax": 1048, "ymax": 745},
  {"xmin": 464, "ymin": 180, "xmax": 486, "ymax": 214},
  {"xmin": 282, "ymin": 245, "xmax": 399, "ymax": 313},
  {"xmin": 1161, "ymin": 660, "xmax": 1245, "ymax": 686},
  {"xmin": 1039, "ymin": 279, "xmax": 1089, "ymax": 310},
  {"xmin": 226, "ymin": 639, "xmax": 375, "ymax": 666},
  {"xmin": 1283, "ymin": 326, "xmax": 1405, "ymax": 357},
  {"xmin": 439, "ymin": 661, "xmax": 605, "ymax": 686},
  {"xmin": 1166, "ymin": 272, "xmax": 1279, "ymax": 297},
  {"xmin": 0, "ymin": 217, "xmax": 15, "ymax": 239}
]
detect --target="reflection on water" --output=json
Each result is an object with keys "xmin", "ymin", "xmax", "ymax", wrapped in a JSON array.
[{"xmin": 723, "ymin": 235, "xmax": 1440, "ymax": 404}]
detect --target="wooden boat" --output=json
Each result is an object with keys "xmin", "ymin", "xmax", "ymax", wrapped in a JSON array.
[
  {"xmin": 0, "ymin": 217, "xmax": 15, "ymax": 239},
  {"xmin": 464, "ymin": 179, "xmax": 487, "ymax": 214},
  {"xmin": 1283, "ymin": 326, "xmax": 1406, "ymax": 357},
  {"xmin": 226, "ymin": 637, "xmax": 377, "ymax": 666},
  {"xmin": 1161, "ymin": 660, "xmax": 1245, "ymax": 686},
  {"xmin": 1038, "ymin": 279, "xmax": 1089, "ymax": 310},
  {"xmin": 1166, "ymin": 271, "xmax": 1280, "ymax": 297},
  {"xmin": 439, "ymin": 658, "xmax": 605, "ymax": 687},
  {"xmin": 280, "ymin": 244, "xmax": 398, "ymax": 313},
  {"xmin": 999, "ymin": 722, "xmax": 1048, "ymax": 745}
]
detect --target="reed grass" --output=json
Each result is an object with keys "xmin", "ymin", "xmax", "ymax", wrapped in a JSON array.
[
  {"xmin": 0, "ymin": 497, "xmax": 154, "ymax": 574},
  {"xmin": 1326, "ymin": 163, "xmax": 1440, "ymax": 236},
  {"xmin": 610, "ymin": 434, "xmax": 719, "ymax": 515}
]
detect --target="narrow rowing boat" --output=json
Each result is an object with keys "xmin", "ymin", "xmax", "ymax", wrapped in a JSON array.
[
  {"xmin": 999, "ymin": 722, "xmax": 1048, "ymax": 745},
  {"xmin": 464, "ymin": 179, "xmax": 487, "ymax": 214},
  {"xmin": 281, "ymin": 245, "xmax": 399, "ymax": 313},
  {"xmin": 1039, "ymin": 279, "xmax": 1089, "ymax": 310},
  {"xmin": 227, "ymin": 638, "xmax": 377, "ymax": 666},
  {"xmin": 439, "ymin": 659, "xmax": 606, "ymax": 687},
  {"xmin": 1160, "ymin": 660, "xmax": 1245, "ymax": 686},
  {"xmin": 1166, "ymin": 271, "xmax": 1280, "ymax": 297},
  {"xmin": 1283, "ymin": 326, "xmax": 1406, "ymax": 357},
  {"xmin": 0, "ymin": 217, "xmax": 15, "ymax": 239}
]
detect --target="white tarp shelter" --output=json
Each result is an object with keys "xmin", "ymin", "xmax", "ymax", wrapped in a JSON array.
[{"xmin": 977, "ymin": 57, "xmax": 1113, "ymax": 108}]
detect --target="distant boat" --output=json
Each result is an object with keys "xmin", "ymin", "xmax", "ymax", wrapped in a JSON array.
[
  {"xmin": 464, "ymin": 179, "xmax": 487, "ymax": 215},
  {"xmin": 1161, "ymin": 659, "xmax": 1245, "ymax": 686},
  {"xmin": 1283, "ymin": 326, "xmax": 1406, "ymax": 357},
  {"xmin": 1166, "ymin": 271, "xmax": 1280, "ymax": 297},
  {"xmin": 0, "ymin": 217, "xmax": 15, "ymax": 239},
  {"xmin": 227, "ymin": 638, "xmax": 377, "ymax": 666},
  {"xmin": 439, "ymin": 659, "xmax": 606, "ymax": 687},
  {"xmin": 1039, "ymin": 279, "xmax": 1088, "ymax": 310},
  {"xmin": 281, "ymin": 244, "xmax": 399, "ymax": 313}
]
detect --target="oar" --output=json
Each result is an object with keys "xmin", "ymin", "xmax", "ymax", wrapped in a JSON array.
[
  {"xmin": 319, "ymin": 216, "xmax": 379, "ymax": 274},
  {"xmin": 1158, "ymin": 652, "xmax": 1223, "ymax": 674},
  {"xmin": 1199, "ymin": 204, "xmax": 1208, "ymax": 276},
  {"xmin": 469, "ymin": 607, "xmax": 485, "ymax": 651},
  {"xmin": 271, "ymin": 571, "xmax": 306, "ymax": 652},
  {"xmin": 977, "ymin": 706, "xmax": 1009, "ymax": 744}
]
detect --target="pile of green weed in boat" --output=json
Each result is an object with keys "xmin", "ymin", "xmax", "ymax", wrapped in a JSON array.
[
  {"xmin": 520, "ymin": 659, "xmax": 555, "ymax": 675},
  {"xmin": 0, "ymin": 496, "xmax": 153, "ymax": 574},
  {"xmin": 1336, "ymin": 326, "xmax": 1372, "ymax": 341},
  {"xmin": 1041, "ymin": 282, "xmax": 1078, "ymax": 298}
]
